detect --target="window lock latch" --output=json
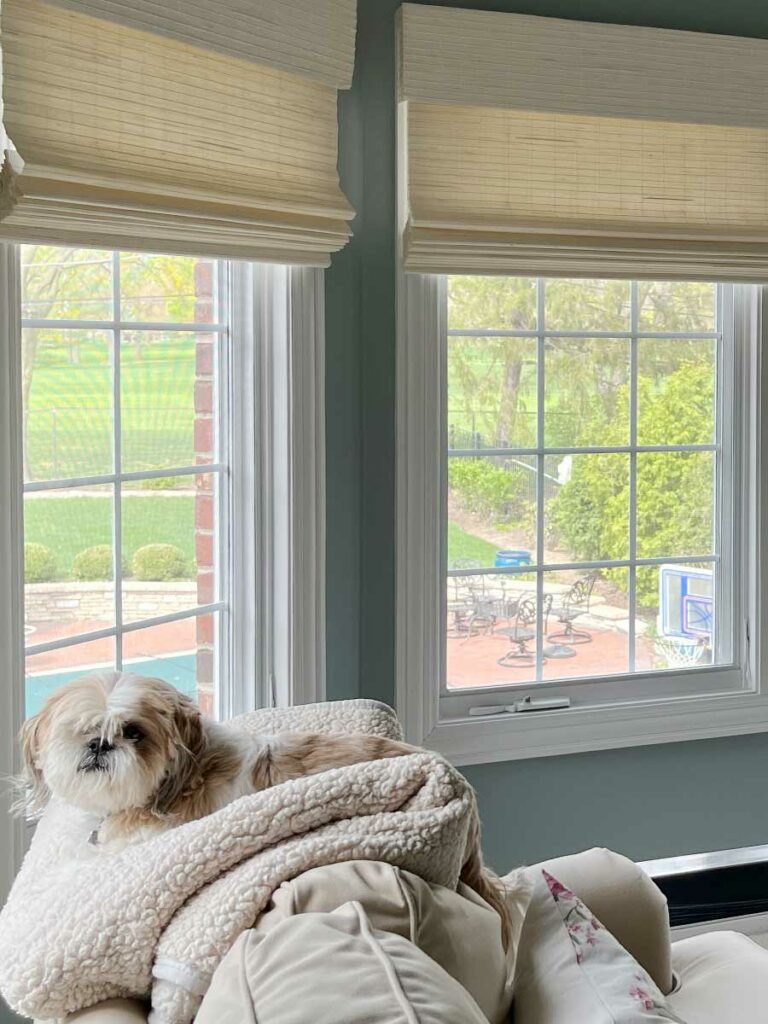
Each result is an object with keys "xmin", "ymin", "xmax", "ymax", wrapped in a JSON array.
[{"xmin": 468, "ymin": 696, "xmax": 572, "ymax": 717}]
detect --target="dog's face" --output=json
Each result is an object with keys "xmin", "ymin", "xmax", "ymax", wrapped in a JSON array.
[{"xmin": 20, "ymin": 672, "xmax": 205, "ymax": 816}]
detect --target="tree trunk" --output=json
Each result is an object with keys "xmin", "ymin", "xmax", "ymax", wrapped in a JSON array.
[{"xmin": 496, "ymin": 355, "xmax": 523, "ymax": 447}]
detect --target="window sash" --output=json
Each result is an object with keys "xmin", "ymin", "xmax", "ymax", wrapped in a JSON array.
[
  {"xmin": 20, "ymin": 250, "xmax": 231, "ymax": 707},
  {"xmin": 441, "ymin": 278, "xmax": 734, "ymax": 690}
]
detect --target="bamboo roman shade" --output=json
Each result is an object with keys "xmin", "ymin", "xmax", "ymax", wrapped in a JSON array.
[
  {"xmin": 0, "ymin": 0, "xmax": 357, "ymax": 263},
  {"xmin": 399, "ymin": 4, "xmax": 768, "ymax": 280}
]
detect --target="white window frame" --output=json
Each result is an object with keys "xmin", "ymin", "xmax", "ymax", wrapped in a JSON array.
[
  {"xmin": 0, "ymin": 244, "xmax": 325, "ymax": 899},
  {"xmin": 228, "ymin": 262, "xmax": 326, "ymax": 715},
  {"xmin": 395, "ymin": 270, "xmax": 767, "ymax": 766}
]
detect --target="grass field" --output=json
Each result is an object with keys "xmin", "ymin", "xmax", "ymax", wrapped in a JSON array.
[
  {"xmin": 447, "ymin": 521, "xmax": 498, "ymax": 567},
  {"xmin": 25, "ymin": 337, "xmax": 199, "ymax": 480},
  {"xmin": 24, "ymin": 494, "xmax": 195, "ymax": 578}
]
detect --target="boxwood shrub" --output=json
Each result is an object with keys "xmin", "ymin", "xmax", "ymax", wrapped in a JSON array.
[
  {"xmin": 24, "ymin": 543, "xmax": 57, "ymax": 583},
  {"xmin": 131, "ymin": 543, "xmax": 188, "ymax": 581}
]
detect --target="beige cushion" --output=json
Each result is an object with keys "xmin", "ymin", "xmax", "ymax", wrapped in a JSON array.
[
  {"xmin": 535, "ymin": 848, "xmax": 673, "ymax": 994},
  {"xmin": 255, "ymin": 859, "xmax": 513, "ymax": 1023},
  {"xmin": 66, "ymin": 998, "xmax": 149, "ymax": 1023},
  {"xmin": 668, "ymin": 931, "xmax": 768, "ymax": 1022},
  {"xmin": 195, "ymin": 901, "xmax": 489, "ymax": 1024}
]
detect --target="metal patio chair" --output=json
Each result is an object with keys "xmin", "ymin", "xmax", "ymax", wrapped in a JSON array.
[
  {"xmin": 447, "ymin": 575, "xmax": 474, "ymax": 638},
  {"xmin": 464, "ymin": 592, "xmax": 501, "ymax": 638},
  {"xmin": 496, "ymin": 593, "xmax": 552, "ymax": 667},
  {"xmin": 547, "ymin": 573, "xmax": 598, "ymax": 646}
]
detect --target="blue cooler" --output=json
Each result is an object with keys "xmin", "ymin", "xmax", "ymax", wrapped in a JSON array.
[{"xmin": 494, "ymin": 549, "xmax": 532, "ymax": 568}]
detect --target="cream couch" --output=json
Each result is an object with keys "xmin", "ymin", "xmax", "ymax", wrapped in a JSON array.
[{"xmin": 65, "ymin": 846, "xmax": 768, "ymax": 1023}]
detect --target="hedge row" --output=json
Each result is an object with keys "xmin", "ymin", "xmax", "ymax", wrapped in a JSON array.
[{"xmin": 24, "ymin": 542, "xmax": 191, "ymax": 583}]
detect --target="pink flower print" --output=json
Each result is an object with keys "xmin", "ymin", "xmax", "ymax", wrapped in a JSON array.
[
  {"xmin": 629, "ymin": 985, "xmax": 655, "ymax": 1011},
  {"xmin": 542, "ymin": 869, "xmax": 576, "ymax": 902}
]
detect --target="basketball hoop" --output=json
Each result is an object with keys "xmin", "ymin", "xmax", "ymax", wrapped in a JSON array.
[{"xmin": 654, "ymin": 635, "xmax": 706, "ymax": 668}]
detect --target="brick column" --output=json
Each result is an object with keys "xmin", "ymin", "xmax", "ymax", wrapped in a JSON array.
[{"xmin": 194, "ymin": 261, "xmax": 215, "ymax": 716}]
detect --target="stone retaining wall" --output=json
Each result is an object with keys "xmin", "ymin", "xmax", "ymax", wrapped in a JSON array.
[{"xmin": 25, "ymin": 581, "xmax": 198, "ymax": 625}]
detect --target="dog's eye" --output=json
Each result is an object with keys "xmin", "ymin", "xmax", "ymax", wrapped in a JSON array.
[{"xmin": 122, "ymin": 723, "xmax": 144, "ymax": 742}]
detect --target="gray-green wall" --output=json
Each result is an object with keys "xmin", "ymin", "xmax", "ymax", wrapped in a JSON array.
[{"xmin": 325, "ymin": 0, "xmax": 768, "ymax": 872}]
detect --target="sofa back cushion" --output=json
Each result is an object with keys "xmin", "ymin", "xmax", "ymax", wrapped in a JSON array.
[
  {"xmin": 196, "ymin": 900, "xmax": 490, "ymax": 1024},
  {"xmin": 254, "ymin": 859, "xmax": 513, "ymax": 1024}
]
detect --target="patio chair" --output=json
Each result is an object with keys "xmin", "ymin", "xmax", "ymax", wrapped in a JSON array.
[
  {"xmin": 464, "ymin": 593, "xmax": 500, "ymax": 638},
  {"xmin": 496, "ymin": 593, "xmax": 552, "ymax": 667},
  {"xmin": 547, "ymin": 573, "xmax": 598, "ymax": 646},
  {"xmin": 447, "ymin": 575, "xmax": 474, "ymax": 637},
  {"xmin": 446, "ymin": 562, "xmax": 484, "ymax": 637}
]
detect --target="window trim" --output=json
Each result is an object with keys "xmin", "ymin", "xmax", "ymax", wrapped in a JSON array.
[
  {"xmin": 0, "ymin": 244, "xmax": 326, "ymax": 900},
  {"xmin": 395, "ymin": 270, "xmax": 767, "ymax": 766},
  {"xmin": 227, "ymin": 262, "xmax": 326, "ymax": 717}
]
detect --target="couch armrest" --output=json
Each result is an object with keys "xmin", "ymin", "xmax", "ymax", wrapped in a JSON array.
[{"xmin": 533, "ymin": 847, "xmax": 673, "ymax": 994}]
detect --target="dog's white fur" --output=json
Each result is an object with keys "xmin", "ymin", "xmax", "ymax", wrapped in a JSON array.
[
  {"xmin": 19, "ymin": 672, "xmax": 408, "ymax": 841},
  {"xmin": 18, "ymin": 671, "xmax": 510, "ymax": 945}
]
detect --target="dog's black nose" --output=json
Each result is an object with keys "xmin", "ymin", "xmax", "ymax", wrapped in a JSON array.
[{"xmin": 87, "ymin": 737, "xmax": 113, "ymax": 755}]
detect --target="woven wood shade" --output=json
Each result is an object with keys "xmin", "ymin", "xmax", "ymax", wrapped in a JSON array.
[
  {"xmin": 399, "ymin": 4, "xmax": 768, "ymax": 280},
  {"xmin": 0, "ymin": 0, "xmax": 357, "ymax": 264}
]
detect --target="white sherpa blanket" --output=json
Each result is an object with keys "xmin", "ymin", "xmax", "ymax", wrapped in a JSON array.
[{"xmin": 0, "ymin": 700, "xmax": 478, "ymax": 1024}]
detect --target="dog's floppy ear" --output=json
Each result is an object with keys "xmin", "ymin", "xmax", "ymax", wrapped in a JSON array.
[
  {"xmin": 16, "ymin": 711, "xmax": 51, "ymax": 814},
  {"xmin": 151, "ymin": 690, "xmax": 208, "ymax": 817}
]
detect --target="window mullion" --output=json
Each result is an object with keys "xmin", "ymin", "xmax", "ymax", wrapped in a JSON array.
[
  {"xmin": 535, "ymin": 278, "xmax": 545, "ymax": 681},
  {"xmin": 111, "ymin": 251, "xmax": 123, "ymax": 671},
  {"xmin": 628, "ymin": 281, "xmax": 639, "ymax": 673}
]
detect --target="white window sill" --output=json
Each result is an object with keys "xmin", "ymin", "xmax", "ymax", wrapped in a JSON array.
[{"xmin": 409, "ymin": 684, "xmax": 768, "ymax": 766}]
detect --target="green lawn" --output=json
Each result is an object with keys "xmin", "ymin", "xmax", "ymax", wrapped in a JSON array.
[
  {"xmin": 24, "ymin": 495, "xmax": 195, "ymax": 578},
  {"xmin": 26, "ymin": 338, "xmax": 197, "ymax": 480},
  {"xmin": 447, "ymin": 521, "xmax": 497, "ymax": 567}
]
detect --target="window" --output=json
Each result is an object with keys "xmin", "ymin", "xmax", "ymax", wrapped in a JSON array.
[
  {"xmin": 1, "ymin": 241, "xmax": 325, "ymax": 893},
  {"xmin": 396, "ymin": 273, "xmax": 765, "ymax": 763},
  {"xmin": 1, "ymin": 244, "xmax": 325, "ymax": 730},
  {"xmin": 445, "ymin": 277, "xmax": 731, "ymax": 690},
  {"xmin": 0, "ymin": 241, "xmax": 330, "ymax": 928},
  {"xmin": 20, "ymin": 246, "xmax": 228, "ymax": 717}
]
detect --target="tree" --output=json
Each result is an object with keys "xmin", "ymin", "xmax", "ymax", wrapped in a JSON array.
[
  {"xmin": 448, "ymin": 276, "xmax": 537, "ymax": 448},
  {"xmin": 551, "ymin": 360, "xmax": 714, "ymax": 605},
  {"xmin": 21, "ymin": 246, "xmax": 110, "ymax": 478},
  {"xmin": 21, "ymin": 246, "xmax": 200, "ymax": 480},
  {"xmin": 446, "ymin": 276, "xmax": 717, "ymax": 582}
]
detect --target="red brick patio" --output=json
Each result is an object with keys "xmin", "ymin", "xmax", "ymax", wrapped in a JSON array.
[{"xmin": 447, "ymin": 626, "xmax": 656, "ymax": 689}]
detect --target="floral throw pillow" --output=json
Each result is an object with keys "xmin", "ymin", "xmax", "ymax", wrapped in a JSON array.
[{"xmin": 542, "ymin": 869, "xmax": 685, "ymax": 1023}]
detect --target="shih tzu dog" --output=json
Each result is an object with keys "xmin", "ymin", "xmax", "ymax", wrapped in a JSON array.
[{"xmin": 18, "ymin": 671, "xmax": 510, "ymax": 944}]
